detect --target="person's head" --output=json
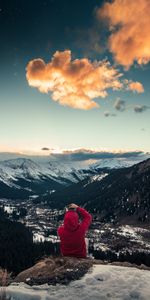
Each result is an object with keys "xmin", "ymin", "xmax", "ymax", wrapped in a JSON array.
[{"xmin": 64, "ymin": 210, "xmax": 79, "ymax": 231}]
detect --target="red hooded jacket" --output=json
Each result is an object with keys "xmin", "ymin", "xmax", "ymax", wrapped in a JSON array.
[{"xmin": 57, "ymin": 206, "xmax": 92, "ymax": 258}]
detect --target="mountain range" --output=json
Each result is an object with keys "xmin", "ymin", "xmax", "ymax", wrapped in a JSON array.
[{"xmin": 0, "ymin": 156, "xmax": 145, "ymax": 200}]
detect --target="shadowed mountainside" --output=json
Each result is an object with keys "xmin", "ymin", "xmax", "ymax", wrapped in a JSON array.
[{"xmin": 47, "ymin": 159, "xmax": 150, "ymax": 224}]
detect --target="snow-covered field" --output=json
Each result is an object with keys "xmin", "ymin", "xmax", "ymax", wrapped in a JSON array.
[{"xmin": 6, "ymin": 264, "xmax": 150, "ymax": 300}]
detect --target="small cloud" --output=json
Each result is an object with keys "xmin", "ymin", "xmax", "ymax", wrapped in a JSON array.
[
  {"xmin": 104, "ymin": 111, "xmax": 111, "ymax": 117},
  {"xmin": 134, "ymin": 105, "xmax": 149, "ymax": 113},
  {"xmin": 127, "ymin": 81, "xmax": 144, "ymax": 93},
  {"xmin": 98, "ymin": 0, "xmax": 150, "ymax": 68},
  {"xmin": 41, "ymin": 147, "xmax": 50, "ymax": 151},
  {"xmin": 114, "ymin": 98, "xmax": 126, "ymax": 111},
  {"xmin": 104, "ymin": 111, "xmax": 116, "ymax": 117}
]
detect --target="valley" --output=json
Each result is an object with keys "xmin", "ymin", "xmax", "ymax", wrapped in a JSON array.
[
  {"xmin": 1, "ymin": 196, "xmax": 150, "ymax": 267},
  {"xmin": 0, "ymin": 156, "xmax": 150, "ymax": 268}
]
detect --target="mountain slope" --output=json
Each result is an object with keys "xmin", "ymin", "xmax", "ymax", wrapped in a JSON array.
[
  {"xmin": 0, "ymin": 158, "xmax": 69, "ymax": 199},
  {"xmin": 0, "ymin": 158, "xmax": 106, "ymax": 199},
  {"xmin": 48, "ymin": 159, "xmax": 150, "ymax": 224}
]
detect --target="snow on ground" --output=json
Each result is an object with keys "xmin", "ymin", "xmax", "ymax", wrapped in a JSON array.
[
  {"xmin": 119, "ymin": 225, "xmax": 149, "ymax": 237},
  {"xmin": 90, "ymin": 173, "xmax": 108, "ymax": 183},
  {"xmin": 83, "ymin": 173, "xmax": 108, "ymax": 187},
  {"xmin": 33, "ymin": 233, "xmax": 59, "ymax": 243},
  {"xmin": 117, "ymin": 225, "xmax": 150, "ymax": 249},
  {"xmin": 4, "ymin": 205, "xmax": 15, "ymax": 214},
  {"xmin": 6, "ymin": 264, "xmax": 150, "ymax": 300}
]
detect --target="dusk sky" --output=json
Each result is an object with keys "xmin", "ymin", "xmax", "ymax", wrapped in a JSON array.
[{"xmin": 0, "ymin": 0, "xmax": 150, "ymax": 156}]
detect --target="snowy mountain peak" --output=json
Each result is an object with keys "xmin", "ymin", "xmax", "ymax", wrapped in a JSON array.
[
  {"xmin": 3, "ymin": 158, "xmax": 39, "ymax": 169},
  {"xmin": 0, "ymin": 158, "xmax": 43, "ymax": 187},
  {"xmin": 90, "ymin": 157, "xmax": 144, "ymax": 170}
]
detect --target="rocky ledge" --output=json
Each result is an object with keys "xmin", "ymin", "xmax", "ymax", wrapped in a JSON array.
[
  {"xmin": 0, "ymin": 256, "xmax": 150, "ymax": 287},
  {"xmin": 15, "ymin": 256, "xmax": 93, "ymax": 286}
]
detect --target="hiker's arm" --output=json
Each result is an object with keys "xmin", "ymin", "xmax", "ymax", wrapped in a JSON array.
[{"xmin": 77, "ymin": 206, "xmax": 92, "ymax": 232}]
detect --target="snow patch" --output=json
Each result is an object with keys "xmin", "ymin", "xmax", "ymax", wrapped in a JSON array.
[{"xmin": 6, "ymin": 264, "xmax": 150, "ymax": 300}]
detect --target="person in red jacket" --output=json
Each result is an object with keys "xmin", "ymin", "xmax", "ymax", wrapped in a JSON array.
[{"xmin": 57, "ymin": 203, "xmax": 92, "ymax": 258}]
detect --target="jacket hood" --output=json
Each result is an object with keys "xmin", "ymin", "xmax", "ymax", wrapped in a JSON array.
[{"xmin": 64, "ymin": 211, "xmax": 79, "ymax": 231}]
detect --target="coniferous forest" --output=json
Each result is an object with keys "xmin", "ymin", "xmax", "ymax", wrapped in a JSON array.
[{"xmin": 0, "ymin": 208, "xmax": 59, "ymax": 274}]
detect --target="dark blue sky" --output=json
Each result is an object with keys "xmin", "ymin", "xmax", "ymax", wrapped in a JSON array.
[{"xmin": 0, "ymin": 0, "xmax": 104, "ymax": 60}]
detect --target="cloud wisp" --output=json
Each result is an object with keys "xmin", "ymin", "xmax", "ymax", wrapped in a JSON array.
[
  {"xmin": 50, "ymin": 148, "xmax": 145, "ymax": 161},
  {"xmin": 41, "ymin": 147, "xmax": 50, "ymax": 151},
  {"xmin": 72, "ymin": 27, "xmax": 104, "ymax": 57},
  {"xmin": 98, "ymin": 0, "xmax": 150, "ymax": 68},
  {"xmin": 104, "ymin": 111, "xmax": 116, "ymax": 117},
  {"xmin": 114, "ymin": 98, "xmax": 126, "ymax": 111},
  {"xmin": 134, "ymin": 105, "xmax": 149, "ymax": 113},
  {"xmin": 113, "ymin": 100, "xmax": 149, "ymax": 114}
]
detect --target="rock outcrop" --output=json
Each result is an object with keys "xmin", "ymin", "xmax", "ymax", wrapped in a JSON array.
[
  {"xmin": 15, "ymin": 256, "xmax": 93, "ymax": 286},
  {"xmin": 1, "ymin": 256, "xmax": 150, "ymax": 287}
]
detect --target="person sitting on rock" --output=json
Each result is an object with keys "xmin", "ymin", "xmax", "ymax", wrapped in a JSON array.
[{"xmin": 57, "ymin": 203, "xmax": 92, "ymax": 258}]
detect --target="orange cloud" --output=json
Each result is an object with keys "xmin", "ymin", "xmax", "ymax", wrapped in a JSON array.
[
  {"xmin": 98, "ymin": 0, "xmax": 150, "ymax": 68},
  {"xmin": 26, "ymin": 50, "xmax": 123, "ymax": 110},
  {"xmin": 127, "ymin": 81, "xmax": 144, "ymax": 93}
]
